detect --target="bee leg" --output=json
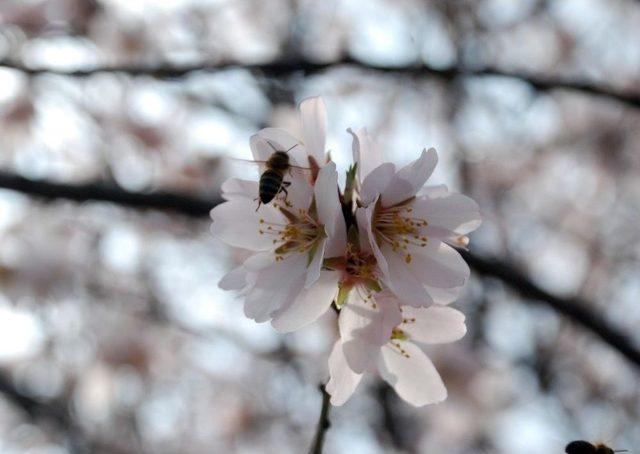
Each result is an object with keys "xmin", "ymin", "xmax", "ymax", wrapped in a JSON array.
[
  {"xmin": 253, "ymin": 197, "xmax": 262, "ymax": 212},
  {"xmin": 281, "ymin": 181, "xmax": 292, "ymax": 207}
]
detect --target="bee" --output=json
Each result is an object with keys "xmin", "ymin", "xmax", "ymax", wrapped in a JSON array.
[
  {"xmin": 253, "ymin": 140, "xmax": 309, "ymax": 211},
  {"xmin": 565, "ymin": 440, "xmax": 628, "ymax": 454}
]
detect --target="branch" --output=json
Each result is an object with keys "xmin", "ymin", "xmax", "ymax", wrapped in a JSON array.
[
  {"xmin": 309, "ymin": 385, "xmax": 332, "ymax": 454},
  {"xmin": 0, "ymin": 371, "xmax": 98, "ymax": 454},
  {"xmin": 0, "ymin": 171, "xmax": 218, "ymax": 217},
  {"xmin": 1, "ymin": 58, "xmax": 639, "ymax": 109},
  {"xmin": 1, "ymin": 171, "xmax": 639, "ymax": 371},
  {"xmin": 459, "ymin": 250, "xmax": 640, "ymax": 369}
]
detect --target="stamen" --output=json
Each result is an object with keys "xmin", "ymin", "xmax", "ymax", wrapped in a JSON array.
[
  {"xmin": 257, "ymin": 210, "xmax": 323, "ymax": 258},
  {"xmin": 373, "ymin": 204, "xmax": 429, "ymax": 263}
]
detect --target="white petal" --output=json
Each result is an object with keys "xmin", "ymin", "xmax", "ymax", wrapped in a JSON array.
[
  {"xmin": 381, "ymin": 243, "xmax": 434, "ymax": 307},
  {"xmin": 271, "ymin": 270, "xmax": 339, "ymax": 332},
  {"xmin": 250, "ymin": 134, "xmax": 280, "ymax": 163},
  {"xmin": 382, "ymin": 148, "xmax": 438, "ymax": 207},
  {"xmin": 360, "ymin": 163, "xmax": 395, "ymax": 207},
  {"xmin": 305, "ymin": 238, "xmax": 326, "ymax": 288},
  {"xmin": 424, "ymin": 284, "xmax": 464, "ymax": 305},
  {"xmin": 340, "ymin": 291, "xmax": 402, "ymax": 373},
  {"xmin": 257, "ymin": 127, "xmax": 307, "ymax": 167},
  {"xmin": 221, "ymin": 178, "xmax": 259, "ymax": 201},
  {"xmin": 356, "ymin": 206, "xmax": 388, "ymax": 274},
  {"xmin": 210, "ymin": 200, "xmax": 283, "ymax": 251},
  {"xmin": 378, "ymin": 342, "xmax": 446, "ymax": 406},
  {"xmin": 314, "ymin": 162, "xmax": 339, "ymax": 237},
  {"xmin": 284, "ymin": 169, "xmax": 314, "ymax": 212},
  {"xmin": 413, "ymin": 193, "xmax": 482, "ymax": 237},
  {"xmin": 348, "ymin": 128, "xmax": 384, "ymax": 181},
  {"xmin": 417, "ymin": 184, "xmax": 449, "ymax": 198},
  {"xmin": 324, "ymin": 210, "xmax": 347, "ymax": 259},
  {"xmin": 401, "ymin": 306, "xmax": 467, "ymax": 345},
  {"xmin": 300, "ymin": 96, "xmax": 326, "ymax": 162},
  {"xmin": 326, "ymin": 341, "xmax": 363, "ymax": 406},
  {"xmin": 218, "ymin": 265, "xmax": 247, "ymax": 290},
  {"xmin": 408, "ymin": 242, "xmax": 469, "ymax": 289},
  {"xmin": 243, "ymin": 254, "xmax": 307, "ymax": 322}
]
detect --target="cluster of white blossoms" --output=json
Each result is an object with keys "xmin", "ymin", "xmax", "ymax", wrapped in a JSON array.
[{"xmin": 210, "ymin": 97, "xmax": 481, "ymax": 407}]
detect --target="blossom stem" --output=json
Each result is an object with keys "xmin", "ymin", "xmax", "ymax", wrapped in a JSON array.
[{"xmin": 309, "ymin": 384, "xmax": 332, "ymax": 454}]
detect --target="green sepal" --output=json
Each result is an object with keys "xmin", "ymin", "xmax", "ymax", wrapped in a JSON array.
[
  {"xmin": 362, "ymin": 278, "xmax": 382, "ymax": 293},
  {"xmin": 335, "ymin": 284, "xmax": 352, "ymax": 309},
  {"xmin": 306, "ymin": 241, "xmax": 320, "ymax": 267},
  {"xmin": 347, "ymin": 225, "xmax": 360, "ymax": 251}
]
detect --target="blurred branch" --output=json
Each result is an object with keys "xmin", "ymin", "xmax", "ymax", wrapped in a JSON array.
[
  {"xmin": 459, "ymin": 250, "xmax": 640, "ymax": 369},
  {"xmin": 1, "ymin": 58, "xmax": 639, "ymax": 109},
  {"xmin": 309, "ymin": 385, "xmax": 331, "ymax": 454},
  {"xmin": 1, "ymin": 171, "xmax": 639, "ymax": 371},
  {"xmin": 0, "ymin": 371, "xmax": 130, "ymax": 454},
  {"xmin": 0, "ymin": 170, "xmax": 219, "ymax": 217}
]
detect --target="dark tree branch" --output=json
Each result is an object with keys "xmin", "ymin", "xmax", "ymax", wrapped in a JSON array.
[
  {"xmin": 0, "ymin": 371, "xmax": 122, "ymax": 454},
  {"xmin": 459, "ymin": 250, "xmax": 640, "ymax": 369},
  {"xmin": 1, "ymin": 58, "xmax": 639, "ymax": 109},
  {"xmin": 0, "ymin": 171, "xmax": 639, "ymax": 371},
  {"xmin": 0, "ymin": 171, "xmax": 219, "ymax": 217},
  {"xmin": 309, "ymin": 385, "xmax": 332, "ymax": 454}
]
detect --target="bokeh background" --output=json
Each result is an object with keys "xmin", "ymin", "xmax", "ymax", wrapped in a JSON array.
[{"xmin": 0, "ymin": 1, "xmax": 639, "ymax": 453}]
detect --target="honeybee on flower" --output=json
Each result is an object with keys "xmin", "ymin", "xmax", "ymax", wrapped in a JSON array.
[{"xmin": 210, "ymin": 96, "xmax": 481, "ymax": 407}]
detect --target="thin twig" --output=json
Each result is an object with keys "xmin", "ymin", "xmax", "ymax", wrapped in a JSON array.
[
  {"xmin": 1, "ymin": 171, "xmax": 639, "ymax": 371},
  {"xmin": 1, "ymin": 58, "xmax": 639, "ymax": 109},
  {"xmin": 309, "ymin": 384, "xmax": 332, "ymax": 454}
]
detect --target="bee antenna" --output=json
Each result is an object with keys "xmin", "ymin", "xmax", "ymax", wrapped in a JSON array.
[
  {"xmin": 613, "ymin": 450, "xmax": 628, "ymax": 453},
  {"xmin": 285, "ymin": 143, "xmax": 298, "ymax": 153},
  {"xmin": 265, "ymin": 140, "xmax": 278, "ymax": 152}
]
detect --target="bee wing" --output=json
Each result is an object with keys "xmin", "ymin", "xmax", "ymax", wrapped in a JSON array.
[
  {"xmin": 226, "ymin": 157, "xmax": 268, "ymax": 165},
  {"xmin": 250, "ymin": 134, "xmax": 284, "ymax": 162},
  {"xmin": 252, "ymin": 129, "xmax": 308, "ymax": 166}
]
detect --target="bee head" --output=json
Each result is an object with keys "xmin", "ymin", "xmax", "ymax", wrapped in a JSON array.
[{"xmin": 267, "ymin": 151, "xmax": 290, "ymax": 170}]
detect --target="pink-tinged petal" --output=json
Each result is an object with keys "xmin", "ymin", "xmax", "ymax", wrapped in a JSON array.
[
  {"xmin": 305, "ymin": 239, "xmax": 326, "ymax": 288},
  {"xmin": 314, "ymin": 162, "xmax": 339, "ymax": 237},
  {"xmin": 424, "ymin": 284, "xmax": 464, "ymax": 305},
  {"xmin": 339, "ymin": 293, "xmax": 381, "ymax": 373},
  {"xmin": 409, "ymin": 242, "xmax": 469, "ymax": 289},
  {"xmin": 417, "ymin": 184, "xmax": 448, "ymax": 198},
  {"xmin": 413, "ymin": 193, "xmax": 481, "ymax": 237},
  {"xmin": 242, "ymin": 251, "xmax": 276, "ymax": 271},
  {"xmin": 243, "ymin": 255, "xmax": 307, "ymax": 322},
  {"xmin": 271, "ymin": 270, "xmax": 339, "ymax": 332},
  {"xmin": 356, "ymin": 206, "xmax": 388, "ymax": 273},
  {"xmin": 300, "ymin": 96, "xmax": 326, "ymax": 162},
  {"xmin": 210, "ymin": 200, "xmax": 283, "ymax": 251},
  {"xmin": 401, "ymin": 306, "xmax": 467, "ymax": 345},
  {"xmin": 324, "ymin": 210, "xmax": 347, "ymax": 259},
  {"xmin": 348, "ymin": 128, "xmax": 384, "ymax": 181},
  {"xmin": 380, "ymin": 243, "xmax": 434, "ymax": 307},
  {"xmin": 341, "ymin": 291, "xmax": 402, "ymax": 373},
  {"xmin": 285, "ymin": 169, "xmax": 314, "ymax": 212},
  {"xmin": 221, "ymin": 178, "xmax": 259, "ymax": 201},
  {"xmin": 378, "ymin": 342, "xmax": 447, "ymax": 406},
  {"xmin": 326, "ymin": 341, "xmax": 363, "ymax": 406},
  {"xmin": 257, "ymin": 127, "xmax": 307, "ymax": 167},
  {"xmin": 250, "ymin": 134, "xmax": 281, "ymax": 163},
  {"xmin": 218, "ymin": 265, "xmax": 247, "ymax": 290},
  {"xmin": 360, "ymin": 163, "xmax": 395, "ymax": 207},
  {"xmin": 382, "ymin": 148, "xmax": 438, "ymax": 207}
]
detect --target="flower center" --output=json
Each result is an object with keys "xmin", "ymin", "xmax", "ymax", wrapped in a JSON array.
[
  {"xmin": 325, "ymin": 245, "xmax": 382, "ymax": 308},
  {"xmin": 373, "ymin": 203, "xmax": 429, "ymax": 264},
  {"xmin": 258, "ymin": 207, "xmax": 323, "ymax": 261}
]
